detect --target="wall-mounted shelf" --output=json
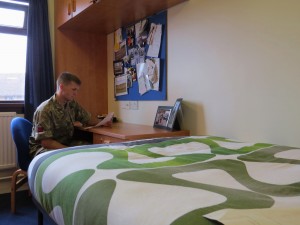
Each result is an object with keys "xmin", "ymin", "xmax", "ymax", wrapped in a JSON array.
[{"xmin": 58, "ymin": 0, "xmax": 188, "ymax": 34}]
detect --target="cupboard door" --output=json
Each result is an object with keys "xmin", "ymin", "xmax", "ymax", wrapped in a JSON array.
[
  {"xmin": 72, "ymin": 0, "xmax": 93, "ymax": 17},
  {"xmin": 55, "ymin": 0, "xmax": 73, "ymax": 28}
]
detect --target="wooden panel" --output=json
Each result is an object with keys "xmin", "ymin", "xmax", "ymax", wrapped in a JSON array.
[
  {"xmin": 59, "ymin": 0, "xmax": 189, "ymax": 34},
  {"xmin": 55, "ymin": 29, "xmax": 108, "ymax": 118}
]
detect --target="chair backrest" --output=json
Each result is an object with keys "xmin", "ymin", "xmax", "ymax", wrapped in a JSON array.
[{"xmin": 10, "ymin": 117, "xmax": 33, "ymax": 171}]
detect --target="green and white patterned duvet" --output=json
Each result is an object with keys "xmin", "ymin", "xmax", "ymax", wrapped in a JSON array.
[{"xmin": 28, "ymin": 136, "xmax": 300, "ymax": 225}]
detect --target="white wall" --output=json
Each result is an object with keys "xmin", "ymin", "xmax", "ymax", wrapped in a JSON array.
[{"xmin": 108, "ymin": 0, "xmax": 300, "ymax": 147}]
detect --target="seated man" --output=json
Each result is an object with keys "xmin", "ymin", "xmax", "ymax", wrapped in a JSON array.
[{"xmin": 29, "ymin": 72, "xmax": 109, "ymax": 158}]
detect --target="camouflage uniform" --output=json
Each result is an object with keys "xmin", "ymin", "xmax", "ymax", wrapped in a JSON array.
[{"xmin": 29, "ymin": 94, "xmax": 91, "ymax": 157}]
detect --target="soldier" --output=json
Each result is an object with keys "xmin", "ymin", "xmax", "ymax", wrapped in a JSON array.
[{"xmin": 29, "ymin": 72, "xmax": 109, "ymax": 158}]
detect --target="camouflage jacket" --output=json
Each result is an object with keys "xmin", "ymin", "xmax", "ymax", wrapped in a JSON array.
[{"xmin": 29, "ymin": 94, "xmax": 91, "ymax": 157}]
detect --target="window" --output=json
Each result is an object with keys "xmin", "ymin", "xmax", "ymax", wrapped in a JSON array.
[{"xmin": 0, "ymin": 0, "xmax": 28, "ymax": 104}]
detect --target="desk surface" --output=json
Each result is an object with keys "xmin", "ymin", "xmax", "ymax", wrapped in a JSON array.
[{"xmin": 84, "ymin": 122, "xmax": 190, "ymax": 141}]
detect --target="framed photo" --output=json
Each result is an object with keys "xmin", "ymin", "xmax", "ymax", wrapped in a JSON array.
[
  {"xmin": 167, "ymin": 98, "xmax": 183, "ymax": 130},
  {"xmin": 153, "ymin": 106, "xmax": 173, "ymax": 129},
  {"xmin": 113, "ymin": 60, "xmax": 124, "ymax": 75}
]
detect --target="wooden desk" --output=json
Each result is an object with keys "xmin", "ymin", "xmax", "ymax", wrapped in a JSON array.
[{"xmin": 77, "ymin": 123, "xmax": 190, "ymax": 144}]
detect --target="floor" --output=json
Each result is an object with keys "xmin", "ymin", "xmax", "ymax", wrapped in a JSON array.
[{"xmin": 0, "ymin": 191, "xmax": 56, "ymax": 225}]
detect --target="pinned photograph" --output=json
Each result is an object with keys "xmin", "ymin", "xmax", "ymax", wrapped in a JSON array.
[
  {"xmin": 113, "ymin": 60, "xmax": 124, "ymax": 75},
  {"xmin": 135, "ymin": 19, "xmax": 149, "ymax": 47},
  {"xmin": 126, "ymin": 25, "xmax": 135, "ymax": 49},
  {"xmin": 114, "ymin": 40, "xmax": 126, "ymax": 61},
  {"xmin": 115, "ymin": 75, "xmax": 128, "ymax": 96}
]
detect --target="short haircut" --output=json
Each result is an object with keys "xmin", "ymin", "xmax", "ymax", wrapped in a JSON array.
[{"xmin": 56, "ymin": 72, "xmax": 81, "ymax": 89}]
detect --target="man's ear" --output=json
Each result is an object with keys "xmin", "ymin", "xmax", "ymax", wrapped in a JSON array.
[{"xmin": 58, "ymin": 83, "xmax": 64, "ymax": 91}]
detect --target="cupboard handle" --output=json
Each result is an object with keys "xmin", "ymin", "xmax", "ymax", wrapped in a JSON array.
[
  {"xmin": 67, "ymin": 2, "xmax": 71, "ymax": 15},
  {"xmin": 72, "ymin": 0, "xmax": 76, "ymax": 12}
]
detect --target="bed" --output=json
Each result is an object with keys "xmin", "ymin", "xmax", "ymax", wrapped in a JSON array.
[{"xmin": 28, "ymin": 136, "xmax": 300, "ymax": 225}]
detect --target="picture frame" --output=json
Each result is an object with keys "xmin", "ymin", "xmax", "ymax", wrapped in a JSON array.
[
  {"xmin": 113, "ymin": 60, "xmax": 124, "ymax": 75},
  {"xmin": 166, "ymin": 98, "xmax": 183, "ymax": 130},
  {"xmin": 153, "ymin": 106, "xmax": 173, "ymax": 130}
]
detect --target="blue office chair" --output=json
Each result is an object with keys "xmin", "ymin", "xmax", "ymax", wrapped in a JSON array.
[{"xmin": 10, "ymin": 117, "xmax": 33, "ymax": 213}]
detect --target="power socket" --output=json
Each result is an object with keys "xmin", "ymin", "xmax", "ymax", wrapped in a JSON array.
[
  {"xmin": 129, "ymin": 101, "xmax": 138, "ymax": 110},
  {"xmin": 121, "ymin": 101, "xmax": 130, "ymax": 110}
]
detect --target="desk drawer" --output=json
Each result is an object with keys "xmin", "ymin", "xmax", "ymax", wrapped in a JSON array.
[{"xmin": 93, "ymin": 134, "xmax": 125, "ymax": 144}]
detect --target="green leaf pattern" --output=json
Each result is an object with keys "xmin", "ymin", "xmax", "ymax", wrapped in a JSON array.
[{"xmin": 32, "ymin": 136, "xmax": 300, "ymax": 225}]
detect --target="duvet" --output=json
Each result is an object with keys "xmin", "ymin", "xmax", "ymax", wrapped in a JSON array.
[{"xmin": 28, "ymin": 136, "xmax": 300, "ymax": 225}]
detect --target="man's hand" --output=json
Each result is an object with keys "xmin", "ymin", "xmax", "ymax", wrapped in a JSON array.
[{"xmin": 73, "ymin": 121, "xmax": 83, "ymax": 127}]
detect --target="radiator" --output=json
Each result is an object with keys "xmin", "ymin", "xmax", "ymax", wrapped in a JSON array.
[{"xmin": 0, "ymin": 112, "xmax": 17, "ymax": 169}]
